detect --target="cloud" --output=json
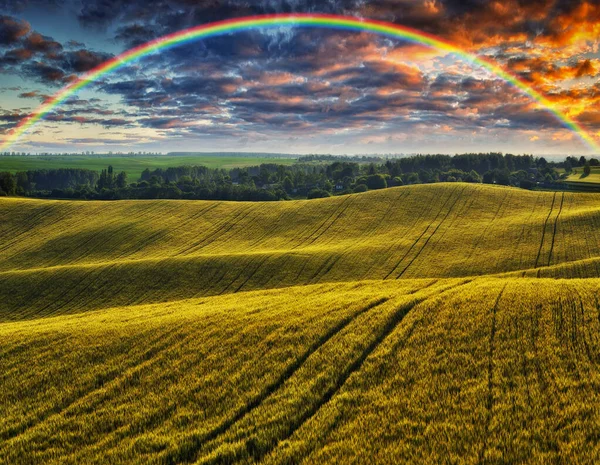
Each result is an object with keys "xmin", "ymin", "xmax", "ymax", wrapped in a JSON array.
[
  {"xmin": 21, "ymin": 61, "xmax": 75, "ymax": 84},
  {"xmin": 23, "ymin": 32, "xmax": 63, "ymax": 54},
  {"xmin": 0, "ymin": 15, "xmax": 114, "ymax": 86},
  {"xmin": 60, "ymin": 49, "xmax": 113, "ymax": 73},
  {"xmin": 0, "ymin": 15, "xmax": 30, "ymax": 45},
  {"xmin": 18, "ymin": 90, "xmax": 39, "ymax": 98},
  {"xmin": 4, "ymin": 1, "xmax": 600, "ymax": 152}
]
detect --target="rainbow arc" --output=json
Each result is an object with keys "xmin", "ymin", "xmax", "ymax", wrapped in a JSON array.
[{"xmin": 1, "ymin": 14, "xmax": 598, "ymax": 153}]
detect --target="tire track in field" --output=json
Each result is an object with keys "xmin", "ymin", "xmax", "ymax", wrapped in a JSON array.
[
  {"xmin": 343, "ymin": 188, "xmax": 408, "ymax": 281},
  {"xmin": 418, "ymin": 185, "xmax": 478, "ymax": 271},
  {"xmin": 264, "ymin": 193, "xmax": 363, "ymax": 287},
  {"xmin": 239, "ymin": 203, "xmax": 288, "ymax": 252},
  {"xmin": 0, "ymin": 204, "xmax": 57, "ymax": 251},
  {"xmin": 383, "ymin": 188, "xmax": 458, "ymax": 280},
  {"xmin": 461, "ymin": 189, "xmax": 510, "ymax": 273},
  {"xmin": 163, "ymin": 297, "xmax": 390, "ymax": 465},
  {"xmin": 395, "ymin": 186, "xmax": 465, "ymax": 279},
  {"xmin": 0, "ymin": 203, "xmax": 84, "ymax": 261},
  {"xmin": 3, "ymin": 202, "xmax": 170, "ymax": 270},
  {"xmin": 199, "ymin": 205, "xmax": 267, "ymax": 254},
  {"xmin": 52, "ymin": 202, "xmax": 174, "ymax": 266},
  {"xmin": 291, "ymin": 196, "xmax": 354, "ymax": 250},
  {"xmin": 276, "ymin": 279, "xmax": 472, "ymax": 464},
  {"xmin": 534, "ymin": 192, "xmax": 557, "ymax": 269},
  {"xmin": 302, "ymin": 187, "xmax": 401, "ymax": 283},
  {"xmin": 0, "ymin": 321, "xmax": 189, "ymax": 442},
  {"xmin": 111, "ymin": 203, "xmax": 220, "ymax": 261},
  {"xmin": 0, "ymin": 264, "xmax": 104, "ymax": 321},
  {"xmin": 22, "ymin": 263, "xmax": 118, "ymax": 320},
  {"xmin": 476, "ymin": 284, "xmax": 507, "ymax": 465},
  {"xmin": 547, "ymin": 192, "xmax": 565, "ymax": 267},
  {"xmin": 274, "ymin": 196, "xmax": 357, "ymax": 283},
  {"xmin": 308, "ymin": 254, "xmax": 338, "ymax": 284},
  {"xmin": 232, "ymin": 254, "xmax": 275, "ymax": 293},
  {"xmin": 224, "ymin": 280, "xmax": 472, "ymax": 465},
  {"xmin": 176, "ymin": 206, "xmax": 254, "ymax": 256},
  {"xmin": 216, "ymin": 253, "xmax": 272, "ymax": 295}
]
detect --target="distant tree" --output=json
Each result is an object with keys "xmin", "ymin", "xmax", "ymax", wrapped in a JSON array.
[
  {"xmin": 579, "ymin": 156, "xmax": 587, "ymax": 167},
  {"xmin": 405, "ymin": 172, "xmax": 420, "ymax": 185},
  {"xmin": 282, "ymin": 176, "xmax": 294, "ymax": 193},
  {"xmin": 307, "ymin": 188, "xmax": 331, "ymax": 199},
  {"xmin": 366, "ymin": 174, "xmax": 387, "ymax": 190},
  {"xmin": 116, "ymin": 171, "xmax": 128, "ymax": 188},
  {"xmin": 520, "ymin": 179, "xmax": 535, "ymax": 190},
  {"xmin": 353, "ymin": 184, "xmax": 368, "ymax": 193},
  {"xmin": 0, "ymin": 172, "xmax": 17, "ymax": 195},
  {"xmin": 564, "ymin": 160, "xmax": 573, "ymax": 174},
  {"xmin": 467, "ymin": 170, "xmax": 482, "ymax": 183},
  {"xmin": 590, "ymin": 158, "xmax": 600, "ymax": 167},
  {"xmin": 584, "ymin": 162, "xmax": 592, "ymax": 177},
  {"xmin": 494, "ymin": 169, "xmax": 511, "ymax": 186},
  {"xmin": 482, "ymin": 171, "xmax": 495, "ymax": 184}
]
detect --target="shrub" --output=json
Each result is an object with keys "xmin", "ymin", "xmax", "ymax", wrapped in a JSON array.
[{"xmin": 307, "ymin": 188, "xmax": 331, "ymax": 199}]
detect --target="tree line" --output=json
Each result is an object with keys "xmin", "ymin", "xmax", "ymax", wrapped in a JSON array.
[{"xmin": 0, "ymin": 153, "xmax": 595, "ymax": 200}]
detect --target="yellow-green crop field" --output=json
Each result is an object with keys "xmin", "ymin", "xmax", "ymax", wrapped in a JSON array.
[{"xmin": 2, "ymin": 183, "xmax": 600, "ymax": 464}]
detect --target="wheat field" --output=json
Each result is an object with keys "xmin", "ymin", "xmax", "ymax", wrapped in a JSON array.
[{"xmin": 2, "ymin": 183, "xmax": 600, "ymax": 464}]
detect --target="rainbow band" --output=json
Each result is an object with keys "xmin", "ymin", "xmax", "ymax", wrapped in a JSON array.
[{"xmin": 1, "ymin": 13, "xmax": 598, "ymax": 153}]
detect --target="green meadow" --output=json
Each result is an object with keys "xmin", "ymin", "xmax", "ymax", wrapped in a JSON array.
[{"xmin": 0, "ymin": 154, "xmax": 297, "ymax": 180}]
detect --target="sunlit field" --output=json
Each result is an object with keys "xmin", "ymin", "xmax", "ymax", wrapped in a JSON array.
[{"xmin": 2, "ymin": 184, "xmax": 600, "ymax": 463}]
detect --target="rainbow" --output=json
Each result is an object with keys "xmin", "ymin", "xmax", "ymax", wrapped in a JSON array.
[{"xmin": 1, "ymin": 13, "xmax": 598, "ymax": 153}]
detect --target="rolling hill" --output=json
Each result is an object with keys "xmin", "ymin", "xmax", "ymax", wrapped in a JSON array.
[{"xmin": 2, "ymin": 183, "xmax": 600, "ymax": 464}]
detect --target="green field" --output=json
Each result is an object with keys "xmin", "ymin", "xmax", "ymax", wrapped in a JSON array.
[
  {"xmin": 2, "ymin": 184, "xmax": 600, "ymax": 463},
  {"xmin": 0, "ymin": 154, "xmax": 297, "ymax": 179},
  {"xmin": 565, "ymin": 167, "xmax": 600, "ymax": 184}
]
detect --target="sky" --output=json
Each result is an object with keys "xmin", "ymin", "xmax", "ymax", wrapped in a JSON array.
[{"xmin": 0, "ymin": 0, "xmax": 599, "ymax": 156}]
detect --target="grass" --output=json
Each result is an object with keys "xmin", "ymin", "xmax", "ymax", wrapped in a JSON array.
[
  {"xmin": 0, "ymin": 154, "xmax": 297, "ymax": 179},
  {"xmin": 565, "ymin": 167, "xmax": 600, "ymax": 184},
  {"xmin": 2, "ymin": 183, "xmax": 600, "ymax": 463}
]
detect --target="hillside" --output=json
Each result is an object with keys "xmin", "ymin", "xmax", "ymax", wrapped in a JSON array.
[
  {"xmin": 2, "ymin": 184, "xmax": 600, "ymax": 320},
  {"xmin": 2, "ymin": 184, "xmax": 600, "ymax": 464}
]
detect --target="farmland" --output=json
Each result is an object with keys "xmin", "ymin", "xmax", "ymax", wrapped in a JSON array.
[
  {"xmin": 0, "ymin": 154, "xmax": 297, "ymax": 180},
  {"xmin": 565, "ymin": 166, "xmax": 600, "ymax": 183},
  {"xmin": 2, "ymin": 183, "xmax": 600, "ymax": 464}
]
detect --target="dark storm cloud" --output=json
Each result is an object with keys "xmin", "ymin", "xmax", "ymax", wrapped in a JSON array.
[{"xmin": 0, "ymin": 15, "xmax": 30, "ymax": 45}]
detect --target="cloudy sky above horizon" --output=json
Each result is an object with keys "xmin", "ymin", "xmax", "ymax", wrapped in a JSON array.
[{"xmin": 0, "ymin": 0, "xmax": 599, "ymax": 155}]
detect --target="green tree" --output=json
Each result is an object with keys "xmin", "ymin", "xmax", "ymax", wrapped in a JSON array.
[
  {"xmin": 116, "ymin": 171, "xmax": 128, "ymax": 188},
  {"xmin": 584, "ymin": 162, "xmax": 592, "ymax": 177},
  {"xmin": 366, "ymin": 174, "xmax": 387, "ymax": 190},
  {"xmin": 0, "ymin": 172, "xmax": 16, "ymax": 195},
  {"xmin": 282, "ymin": 176, "xmax": 294, "ymax": 193},
  {"xmin": 307, "ymin": 188, "xmax": 331, "ymax": 199}
]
